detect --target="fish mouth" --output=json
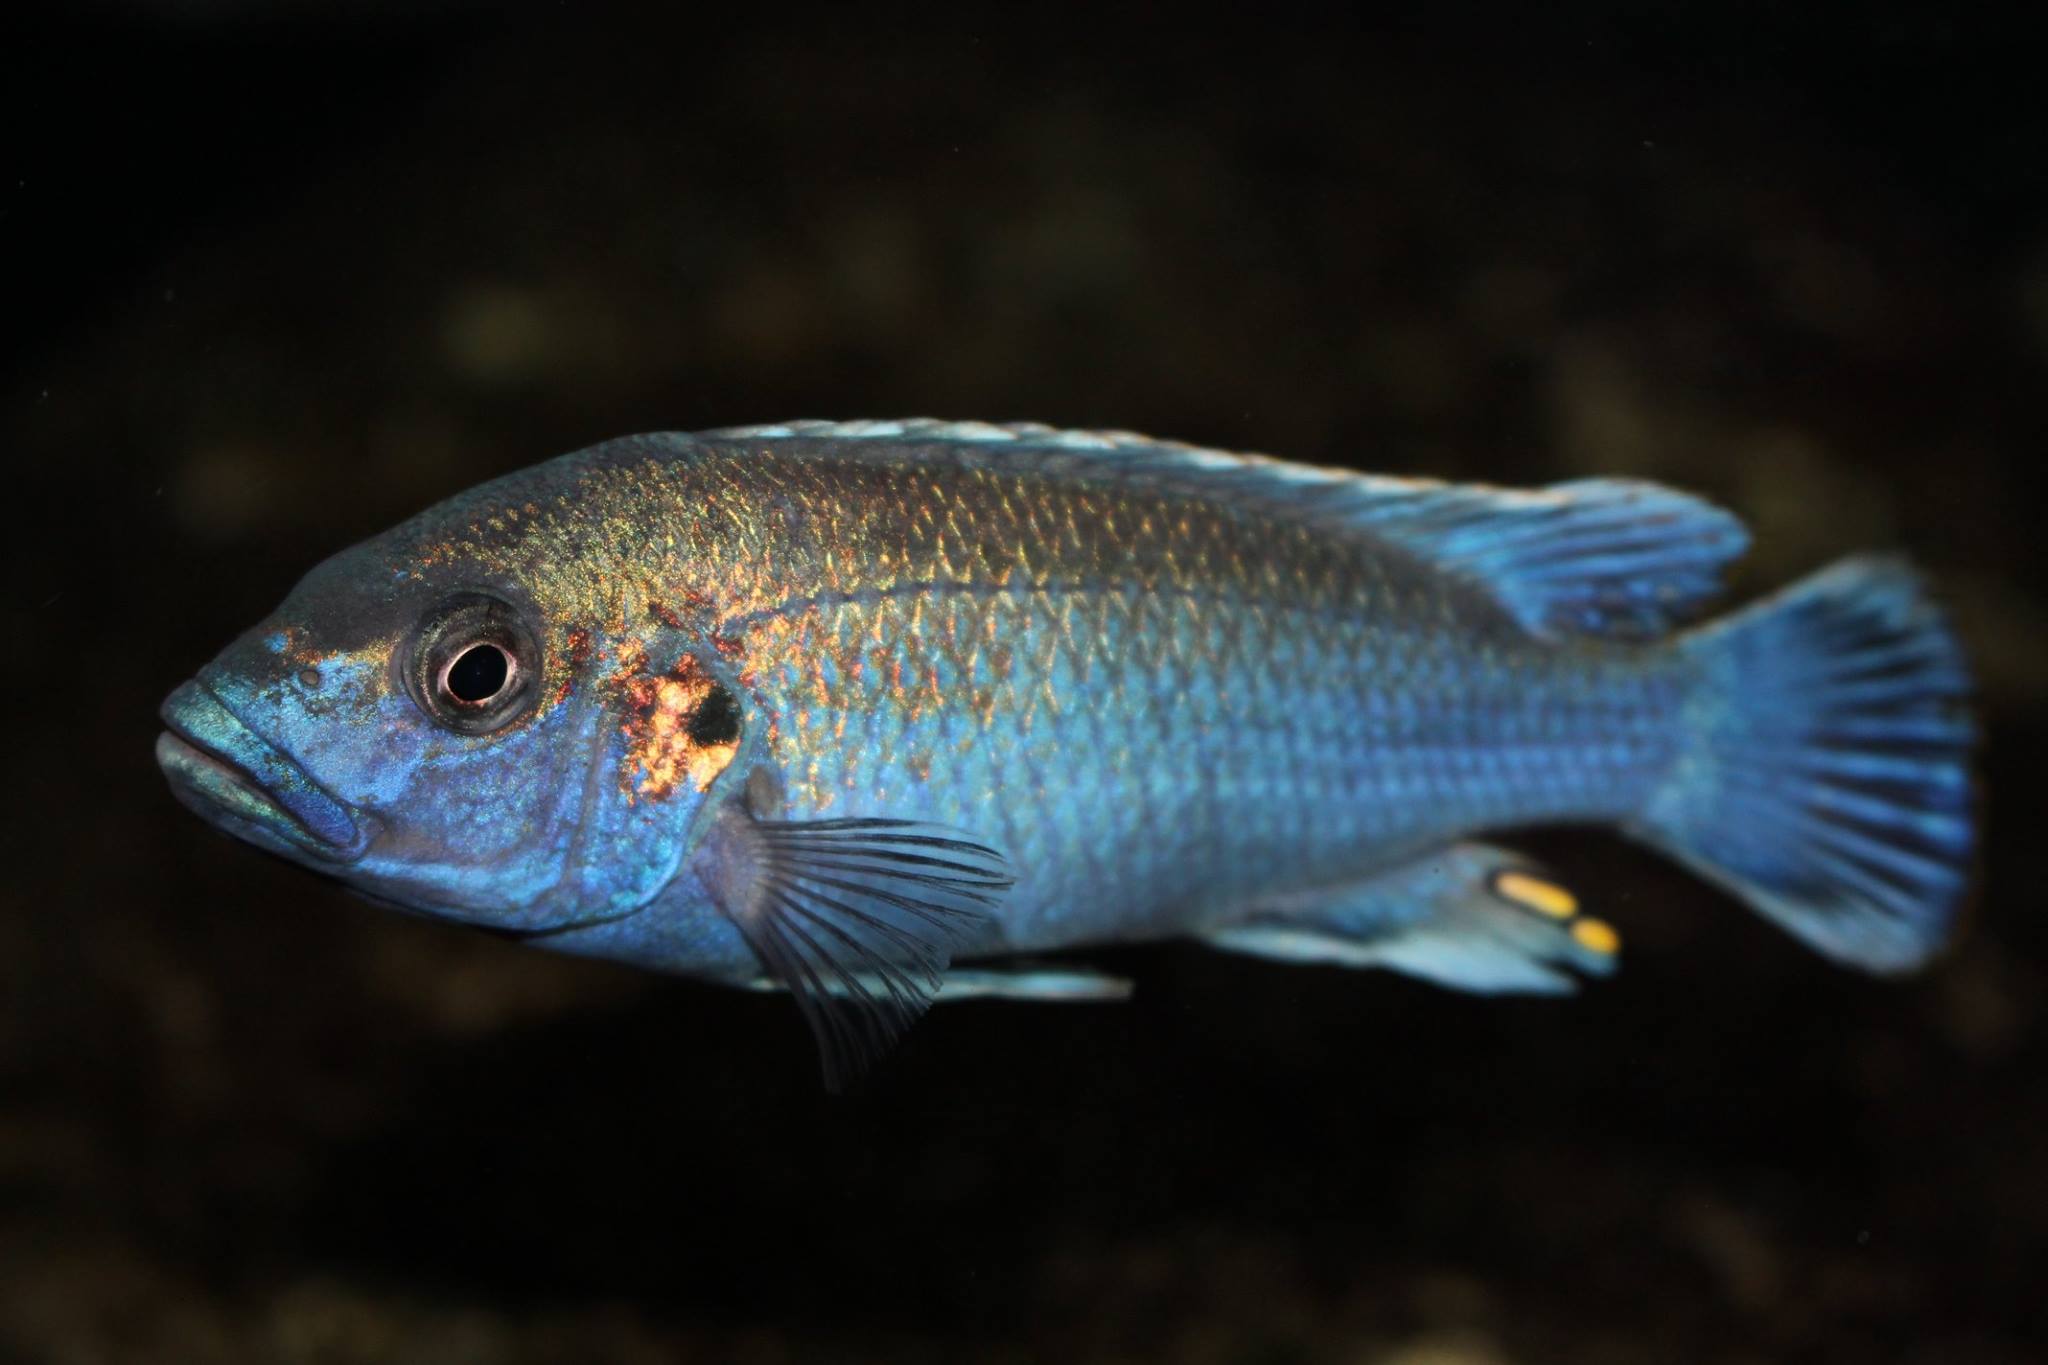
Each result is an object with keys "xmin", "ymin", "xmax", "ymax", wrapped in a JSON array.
[{"xmin": 157, "ymin": 680, "xmax": 371, "ymax": 863}]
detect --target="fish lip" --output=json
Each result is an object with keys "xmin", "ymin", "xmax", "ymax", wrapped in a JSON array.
[{"xmin": 157, "ymin": 681, "xmax": 371, "ymax": 863}]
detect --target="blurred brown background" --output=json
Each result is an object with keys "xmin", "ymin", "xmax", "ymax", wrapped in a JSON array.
[{"xmin": 3, "ymin": 6, "xmax": 2044, "ymax": 1362}]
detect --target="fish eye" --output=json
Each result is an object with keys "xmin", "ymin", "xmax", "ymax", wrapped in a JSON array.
[
  {"xmin": 444, "ymin": 643, "xmax": 511, "ymax": 704},
  {"xmin": 406, "ymin": 593, "xmax": 541, "ymax": 735}
]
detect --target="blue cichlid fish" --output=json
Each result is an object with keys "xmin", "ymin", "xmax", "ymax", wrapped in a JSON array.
[{"xmin": 158, "ymin": 420, "xmax": 1976, "ymax": 1085}]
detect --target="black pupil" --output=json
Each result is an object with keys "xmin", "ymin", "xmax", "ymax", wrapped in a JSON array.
[{"xmin": 446, "ymin": 644, "xmax": 510, "ymax": 704}]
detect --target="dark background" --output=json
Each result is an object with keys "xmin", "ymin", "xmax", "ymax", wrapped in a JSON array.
[{"xmin": 3, "ymin": 6, "xmax": 2044, "ymax": 1362}]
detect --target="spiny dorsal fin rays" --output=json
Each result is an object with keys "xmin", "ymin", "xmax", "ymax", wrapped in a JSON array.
[
  {"xmin": 720, "ymin": 817, "xmax": 1012, "ymax": 1090},
  {"xmin": 704, "ymin": 420, "xmax": 1750, "ymax": 641}
]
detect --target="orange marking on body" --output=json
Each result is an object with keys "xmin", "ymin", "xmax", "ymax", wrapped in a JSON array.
[{"xmin": 614, "ymin": 652, "xmax": 738, "ymax": 802}]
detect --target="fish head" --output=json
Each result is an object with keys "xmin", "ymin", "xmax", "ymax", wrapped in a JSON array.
[{"xmin": 157, "ymin": 456, "xmax": 743, "ymax": 936}]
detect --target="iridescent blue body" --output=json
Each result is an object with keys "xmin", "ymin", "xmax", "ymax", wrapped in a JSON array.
[
  {"xmin": 158, "ymin": 420, "xmax": 1976, "ymax": 1084},
  {"xmin": 661, "ymin": 512, "xmax": 1685, "ymax": 964}
]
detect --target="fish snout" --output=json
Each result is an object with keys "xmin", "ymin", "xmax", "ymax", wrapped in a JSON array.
[{"xmin": 157, "ymin": 679, "xmax": 371, "ymax": 861}]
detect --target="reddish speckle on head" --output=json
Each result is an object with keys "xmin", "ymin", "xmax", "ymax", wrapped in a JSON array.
[
  {"xmin": 608, "ymin": 637, "xmax": 649, "ymax": 684},
  {"xmin": 648, "ymin": 601, "xmax": 685, "ymax": 630},
  {"xmin": 550, "ymin": 627, "xmax": 595, "ymax": 707}
]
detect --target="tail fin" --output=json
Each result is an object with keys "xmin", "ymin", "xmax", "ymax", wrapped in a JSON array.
[{"xmin": 1638, "ymin": 556, "xmax": 1976, "ymax": 973}]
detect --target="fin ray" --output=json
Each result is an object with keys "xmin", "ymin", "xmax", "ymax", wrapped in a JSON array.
[{"xmin": 714, "ymin": 815, "xmax": 1012, "ymax": 1089}]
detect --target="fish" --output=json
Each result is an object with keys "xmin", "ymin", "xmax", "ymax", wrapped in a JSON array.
[{"xmin": 157, "ymin": 419, "xmax": 1977, "ymax": 1086}]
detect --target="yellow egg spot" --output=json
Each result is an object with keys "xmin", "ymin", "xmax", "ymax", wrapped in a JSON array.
[
  {"xmin": 1571, "ymin": 917, "xmax": 1621, "ymax": 956},
  {"xmin": 1494, "ymin": 871, "xmax": 1579, "ymax": 919}
]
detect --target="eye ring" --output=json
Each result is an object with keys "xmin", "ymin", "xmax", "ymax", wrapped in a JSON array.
[{"xmin": 406, "ymin": 593, "xmax": 542, "ymax": 735}]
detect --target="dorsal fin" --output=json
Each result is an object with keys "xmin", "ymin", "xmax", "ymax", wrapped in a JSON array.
[
  {"xmin": 705, "ymin": 419, "xmax": 1751, "ymax": 640},
  {"xmin": 1341, "ymin": 475, "xmax": 1751, "ymax": 639}
]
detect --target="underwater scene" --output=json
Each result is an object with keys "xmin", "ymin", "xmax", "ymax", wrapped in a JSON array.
[{"xmin": 4, "ymin": 7, "xmax": 2044, "ymax": 1362}]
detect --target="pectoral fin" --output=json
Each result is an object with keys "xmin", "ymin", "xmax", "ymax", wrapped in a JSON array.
[
  {"xmin": 1202, "ymin": 843, "xmax": 1619, "ymax": 994},
  {"xmin": 698, "ymin": 812, "xmax": 1013, "ymax": 1089}
]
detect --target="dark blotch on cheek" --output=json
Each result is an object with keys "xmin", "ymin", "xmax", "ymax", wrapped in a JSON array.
[{"xmin": 687, "ymin": 682, "xmax": 741, "ymax": 746}]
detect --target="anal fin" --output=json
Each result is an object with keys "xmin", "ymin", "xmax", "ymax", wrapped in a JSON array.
[{"xmin": 1202, "ymin": 844, "xmax": 1620, "ymax": 994}]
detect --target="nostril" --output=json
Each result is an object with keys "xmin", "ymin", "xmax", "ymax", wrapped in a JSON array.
[{"xmin": 296, "ymin": 667, "xmax": 322, "ymax": 689}]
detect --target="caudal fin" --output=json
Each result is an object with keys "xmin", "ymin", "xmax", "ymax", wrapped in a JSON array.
[{"xmin": 1639, "ymin": 556, "xmax": 1976, "ymax": 973}]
